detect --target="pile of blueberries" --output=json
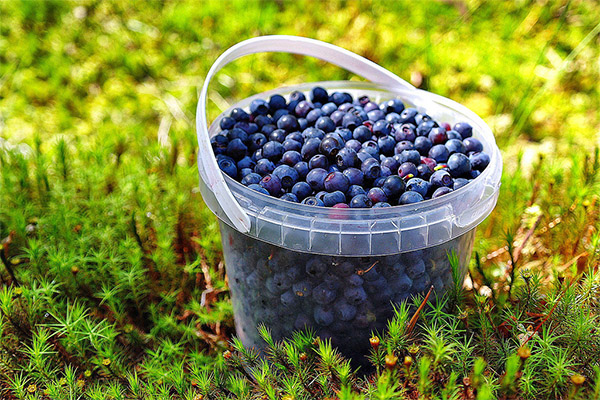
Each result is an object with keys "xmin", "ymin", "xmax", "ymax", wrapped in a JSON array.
[
  {"xmin": 211, "ymin": 86, "xmax": 490, "ymax": 207},
  {"xmin": 221, "ymin": 223, "xmax": 475, "ymax": 366}
]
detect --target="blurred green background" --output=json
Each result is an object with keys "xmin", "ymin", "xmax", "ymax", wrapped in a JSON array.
[{"xmin": 1, "ymin": 0, "xmax": 600, "ymax": 396}]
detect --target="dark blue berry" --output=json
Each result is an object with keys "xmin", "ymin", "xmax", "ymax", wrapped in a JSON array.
[
  {"xmin": 255, "ymin": 158, "xmax": 275, "ymax": 176},
  {"xmin": 353, "ymin": 125, "xmax": 372, "ymax": 142},
  {"xmin": 218, "ymin": 157, "xmax": 237, "ymax": 178},
  {"xmin": 406, "ymin": 177, "xmax": 430, "ymax": 197},
  {"xmin": 448, "ymin": 153, "xmax": 471, "ymax": 177},
  {"xmin": 310, "ymin": 86, "xmax": 329, "ymax": 104},
  {"xmin": 306, "ymin": 109, "xmax": 324, "ymax": 124},
  {"xmin": 336, "ymin": 148, "xmax": 358, "ymax": 170},
  {"xmin": 386, "ymin": 112, "xmax": 402, "ymax": 124},
  {"xmin": 343, "ymin": 168, "xmax": 364, "ymax": 186},
  {"xmin": 324, "ymin": 171, "xmax": 350, "ymax": 193},
  {"xmin": 248, "ymin": 183, "xmax": 269, "ymax": 195},
  {"xmin": 282, "ymin": 139, "xmax": 302, "ymax": 152},
  {"xmin": 381, "ymin": 156, "xmax": 399, "ymax": 173},
  {"xmin": 315, "ymin": 116, "xmax": 336, "ymax": 132},
  {"xmin": 294, "ymin": 161, "xmax": 309, "ymax": 179},
  {"xmin": 428, "ymin": 127, "xmax": 448, "ymax": 144},
  {"xmin": 453, "ymin": 122, "xmax": 473, "ymax": 139},
  {"xmin": 414, "ymin": 136, "xmax": 433, "ymax": 156},
  {"xmin": 334, "ymin": 301, "xmax": 357, "ymax": 321},
  {"xmin": 361, "ymin": 140, "xmax": 379, "ymax": 157},
  {"xmin": 321, "ymin": 102, "xmax": 337, "ymax": 116},
  {"xmin": 330, "ymin": 110, "xmax": 345, "ymax": 126},
  {"xmin": 269, "ymin": 129, "xmax": 287, "ymax": 143},
  {"xmin": 277, "ymin": 114, "xmax": 299, "ymax": 132},
  {"xmin": 357, "ymin": 150, "xmax": 374, "ymax": 163},
  {"xmin": 281, "ymin": 150, "xmax": 302, "ymax": 166},
  {"xmin": 250, "ymin": 99, "xmax": 269, "ymax": 115},
  {"xmin": 280, "ymin": 193, "xmax": 299, "ymax": 202},
  {"xmin": 306, "ymin": 168, "xmax": 328, "ymax": 191},
  {"xmin": 323, "ymin": 191, "xmax": 347, "ymax": 207},
  {"xmin": 302, "ymin": 196, "xmax": 324, "ymax": 206},
  {"xmin": 320, "ymin": 136, "xmax": 344, "ymax": 158},
  {"xmin": 230, "ymin": 107, "xmax": 249, "ymax": 122},
  {"xmin": 259, "ymin": 174, "xmax": 282, "ymax": 196},
  {"xmin": 344, "ymin": 286, "xmax": 367, "ymax": 305},
  {"xmin": 313, "ymin": 283, "xmax": 337, "ymax": 305},
  {"xmin": 398, "ymin": 162, "xmax": 418, "ymax": 178},
  {"xmin": 350, "ymin": 194, "xmax": 372, "ymax": 208},
  {"xmin": 227, "ymin": 127, "xmax": 248, "ymax": 143},
  {"xmin": 445, "ymin": 139, "xmax": 466, "ymax": 155},
  {"xmin": 237, "ymin": 156, "xmax": 255, "ymax": 170},
  {"xmin": 342, "ymin": 113, "xmax": 362, "ymax": 130},
  {"xmin": 453, "ymin": 178, "xmax": 470, "ymax": 190},
  {"xmin": 463, "ymin": 137, "xmax": 483, "ymax": 153},
  {"xmin": 367, "ymin": 187, "xmax": 388, "ymax": 204},
  {"xmin": 301, "ymin": 138, "xmax": 321, "ymax": 160},
  {"xmin": 334, "ymin": 127, "xmax": 353, "ymax": 142},
  {"xmin": 432, "ymin": 187, "xmax": 453, "ymax": 198},
  {"xmin": 396, "ymin": 149, "xmax": 421, "ymax": 165},
  {"xmin": 372, "ymin": 120, "xmax": 392, "ymax": 136},
  {"xmin": 367, "ymin": 109, "xmax": 385, "ymax": 121},
  {"xmin": 429, "ymin": 144, "xmax": 450, "ymax": 163},
  {"xmin": 241, "ymin": 173, "xmax": 262, "ymax": 186},
  {"xmin": 239, "ymin": 168, "xmax": 253, "ymax": 178},
  {"xmin": 294, "ymin": 100, "xmax": 313, "ymax": 118},
  {"xmin": 382, "ymin": 175, "xmax": 406, "ymax": 198},
  {"xmin": 262, "ymin": 141, "xmax": 284, "ymax": 161},
  {"xmin": 399, "ymin": 108, "xmax": 418, "ymax": 124},
  {"xmin": 272, "ymin": 108, "xmax": 289, "ymax": 121},
  {"xmin": 292, "ymin": 181, "xmax": 312, "ymax": 200},
  {"xmin": 429, "ymin": 170, "xmax": 453, "ymax": 188},
  {"xmin": 380, "ymin": 98, "xmax": 405, "ymax": 114},
  {"xmin": 269, "ymin": 94, "xmax": 287, "ymax": 111},
  {"xmin": 314, "ymin": 306, "xmax": 334, "ymax": 326},
  {"xmin": 226, "ymin": 138, "xmax": 248, "ymax": 160},
  {"xmin": 210, "ymin": 134, "xmax": 229, "ymax": 155},
  {"xmin": 417, "ymin": 163, "xmax": 433, "ymax": 180},
  {"xmin": 361, "ymin": 158, "xmax": 381, "ymax": 180},
  {"xmin": 328, "ymin": 164, "xmax": 341, "ymax": 173},
  {"xmin": 377, "ymin": 135, "xmax": 396, "ymax": 156},
  {"xmin": 248, "ymin": 133, "xmax": 267, "ymax": 151},
  {"xmin": 219, "ymin": 116, "xmax": 235, "ymax": 130},
  {"xmin": 399, "ymin": 191, "xmax": 424, "ymax": 204},
  {"xmin": 347, "ymin": 185, "xmax": 366, "ymax": 199},
  {"xmin": 254, "ymin": 114, "xmax": 273, "ymax": 128},
  {"xmin": 273, "ymin": 165, "xmax": 299, "ymax": 189},
  {"xmin": 393, "ymin": 123, "xmax": 417, "ymax": 142},
  {"xmin": 309, "ymin": 154, "xmax": 329, "ymax": 170},
  {"xmin": 469, "ymin": 152, "xmax": 490, "ymax": 171},
  {"xmin": 416, "ymin": 120, "xmax": 436, "ymax": 137},
  {"xmin": 373, "ymin": 202, "xmax": 391, "ymax": 207},
  {"xmin": 446, "ymin": 130, "xmax": 462, "ymax": 140}
]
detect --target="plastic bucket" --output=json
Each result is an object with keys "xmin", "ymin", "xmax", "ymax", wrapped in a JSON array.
[{"xmin": 196, "ymin": 37, "xmax": 502, "ymax": 363}]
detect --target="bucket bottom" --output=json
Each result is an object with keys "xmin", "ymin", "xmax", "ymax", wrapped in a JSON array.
[{"xmin": 219, "ymin": 223, "xmax": 475, "ymax": 368}]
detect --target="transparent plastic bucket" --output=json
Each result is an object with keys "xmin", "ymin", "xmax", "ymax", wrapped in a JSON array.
[{"xmin": 196, "ymin": 37, "xmax": 502, "ymax": 364}]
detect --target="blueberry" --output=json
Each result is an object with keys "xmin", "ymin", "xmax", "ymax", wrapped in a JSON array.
[
  {"xmin": 328, "ymin": 164, "xmax": 341, "ymax": 173},
  {"xmin": 413, "ymin": 273, "xmax": 432, "ymax": 292},
  {"xmin": 315, "ymin": 191, "xmax": 328, "ymax": 201},
  {"xmin": 445, "ymin": 139, "xmax": 466, "ymax": 155},
  {"xmin": 311, "ymin": 86, "xmax": 329, "ymax": 104},
  {"xmin": 391, "ymin": 273, "xmax": 412, "ymax": 292},
  {"xmin": 227, "ymin": 127, "xmax": 248, "ymax": 143},
  {"xmin": 226, "ymin": 138, "xmax": 248, "ymax": 160},
  {"xmin": 277, "ymin": 114, "xmax": 299, "ymax": 132},
  {"xmin": 357, "ymin": 150, "xmax": 374, "ymax": 163},
  {"xmin": 293, "ymin": 161, "xmax": 309, "ymax": 179},
  {"xmin": 453, "ymin": 122, "xmax": 473, "ymax": 139},
  {"xmin": 266, "ymin": 272, "xmax": 292, "ymax": 294},
  {"xmin": 330, "ymin": 91, "xmax": 349, "ymax": 105},
  {"xmin": 382, "ymin": 175, "xmax": 406, "ymax": 198},
  {"xmin": 294, "ymin": 100, "xmax": 314, "ymax": 118},
  {"xmin": 219, "ymin": 117, "xmax": 235, "ymax": 130},
  {"xmin": 237, "ymin": 121, "xmax": 259, "ymax": 135},
  {"xmin": 269, "ymin": 94, "xmax": 287, "ymax": 111},
  {"xmin": 324, "ymin": 171, "xmax": 350, "ymax": 193},
  {"xmin": 372, "ymin": 120, "xmax": 392, "ymax": 136},
  {"xmin": 335, "ymin": 148, "xmax": 359, "ymax": 170},
  {"xmin": 280, "ymin": 193, "xmax": 299, "ymax": 202},
  {"xmin": 432, "ymin": 186, "xmax": 453, "ymax": 198},
  {"xmin": 323, "ymin": 191, "xmax": 347, "ymax": 207},
  {"xmin": 381, "ymin": 156, "xmax": 400, "ymax": 173},
  {"xmin": 210, "ymin": 134, "xmax": 229, "ymax": 155},
  {"xmin": 347, "ymin": 185, "xmax": 366, "ymax": 199},
  {"xmin": 261, "ymin": 124, "xmax": 277, "ymax": 136},
  {"xmin": 367, "ymin": 109, "xmax": 385, "ymax": 121},
  {"xmin": 469, "ymin": 152, "xmax": 490, "ymax": 171},
  {"xmin": 377, "ymin": 135, "xmax": 396, "ymax": 156},
  {"xmin": 361, "ymin": 158, "xmax": 381, "ymax": 181},
  {"xmin": 394, "ymin": 140, "xmax": 415, "ymax": 155},
  {"xmin": 291, "ymin": 181, "xmax": 312, "ymax": 200},
  {"xmin": 320, "ymin": 136, "xmax": 344, "ymax": 158},
  {"xmin": 346, "ymin": 274, "xmax": 363, "ymax": 286},
  {"xmin": 362, "ymin": 101, "xmax": 378, "ymax": 112},
  {"xmin": 241, "ymin": 173, "xmax": 262, "ymax": 186},
  {"xmin": 361, "ymin": 140, "xmax": 379, "ymax": 158},
  {"xmin": 254, "ymin": 158, "xmax": 275, "ymax": 176},
  {"xmin": 334, "ymin": 127, "xmax": 353, "ymax": 142},
  {"xmin": 406, "ymin": 178, "xmax": 430, "ymax": 197},
  {"xmin": 367, "ymin": 187, "xmax": 388, "ymax": 204},
  {"xmin": 301, "ymin": 138, "xmax": 322, "ymax": 160},
  {"xmin": 416, "ymin": 120, "xmax": 436, "ymax": 136},
  {"xmin": 239, "ymin": 168, "xmax": 253, "ymax": 178},
  {"xmin": 321, "ymin": 102, "xmax": 337, "ymax": 116},
  {"xmin": 417, "ymin": 164, "xmax": 433, "ymax": 180},
  {"xmin": 282, "ymin": 150, "xmax": 302, "ymax": 166},
  {"xmin": 398, "ymin": 162, "xmax": 417, "ymax": 179},
  {"xmin": 261, "ymin": 141, "xmax": 283, "ymax": 161},
  {"xmin": 280, "ymin": 290, "xmax": 299, "ymax": 308},
  {"xmin": 415, "ymin": 113, "xmax": 436, "ymax": 126},
  {"xmin": 396, "ymin": 149, "xmax": 421, "ymax": 165},
  {"xmin": 330, "ymin": 110, "xmax": 346, "ymax": 126},
  {"xmin": 343, "ymin": 286, "xmax": 367, "ymax": 305},
  {"xmin": 273, "ymin": 165, "xmax": 299, "ymax": 189},
  {"xmin": 302, "ymin": 127, "xmax": 325, "ymax": 140},
  {"xmin": 230, "ymin": 107, "xmax": 249, "ymax": 122},
  {"xmin": 428, "ymin": 127, "xmax": 448, "ymax": 145},
  {"xmin": 306, "ymin": 108, "xmax": 324, "ymax": 124},
  {"xmin": 421, "ymin": 157, "xmax": 437, "ymax": 171},
  {"xmin": 342, "ymin": 113, "xmax": 362, "ymax": 130},
  {"xmin": 248, "ymin": 183, "xmax": 269, "ymax": 195},
  {"xmin": 334, "ymin": 301, "xmax": 357, "ymax": 321},
  {"xmin": 470, "ymin": 170, "xmax": 481, "ymax": 179},
  {"xmin": 313, "ymin": 282, "xmax": 337, "ymax": 305},
  {"xmin": 350, "ymin": 194, "xmax": 372, "ymax": 208},
  {"xmin": 399, "ymin": 108, "xmax": 419, "ymax": 124},
  {"xmin": 415, "ymin": 136, "xmax": 433, "ymax": 156},
  {"xmin": 453, "ymin": 177, "xmax": 470, "ymax": 190},
  {"xmin": 269, "ymin": 129, "xmax": 288, "ymax": 143},
  {"xmin": 301, "ymin": 196, "xmax": 324, "ymax": 206},
  {"xmin": 306, "ymin": 168, "xmax": 328, "ymax": 191},
  {"xmin": 315, "ymin": 116, "xmax": 336, "ymax": 133},
  {"xmin": 380, "ymin": 98, "xmax": 405, "ymax": 114},
  {"xmin": 272, "ymin": 108, "xmax": 289, "ymax": 121},
  {"xmin": 254, "ymin": 114, "xmax": 273, "ymax": 128},
  {"xmin": 259, "ymin": 174, "xmax": 282, "ymax": 196},
  {"xmin": 429, "ymin": 170, "xmax": 453, "ymax": 188},
  {"xmin": 218, "ymin": 157, "xmax": 237, "ymax": 178},
  {"xmin": 248, "ymin": 133, "xmax": 267, "ymax": 151},
  {"xmin": 446, "ymin": 130, "xmax": 462, "ymax": 140},
  {"xmin": 463, "ymin": 137, "xmax": 483, "ymax": 153},
  {"xmin": 428, "ymin": 144, "xmax": 450, "ymax": 163},
  {"xmin": 393, "ymin": 123, "xmax": 417, "ymax": 142},
  {"xmin": 309, "ymin": 154, "xmax": 329, "ymax": 170},
  {"xmin": 293, "ymin": 280, "xmax": 313, "ymax": 297},
  {"xmin": 386, "ymin": 112, "xmax": 402, "ymax": 124},
  {"xmin": 286, "ymin": 132, "xmax": 304, "ymax": 143},
  {"xmin": 353, "ymin": 125, "xmax": 372, "ymax": 142},
  {"xmin": 314, "ymin": 306, "xmax": 334, "ymax": 326},
  {"xmin": 373, "ymin": 202, "xmax": 391, "ymax": 207},
  {"xmin": 399, "ymin": 191, "xmax": 424, "ymax": 204},
  {"xmin": 447, "ymin": 153, "xmax": 471, "ymax": 177}
]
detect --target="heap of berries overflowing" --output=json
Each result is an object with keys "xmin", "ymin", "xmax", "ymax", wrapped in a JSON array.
[{"xmin": 212, "ymin": 86, "xmax": 489, "ymax": 208}]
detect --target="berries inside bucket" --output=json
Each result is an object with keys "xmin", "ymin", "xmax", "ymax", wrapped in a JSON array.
[{"xmin": 211, "ymin": 86, "xmax": 490, "ymax": 208}]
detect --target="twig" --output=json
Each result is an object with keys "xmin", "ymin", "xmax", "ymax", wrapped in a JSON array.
[{"xmin": 406, "ymin": 286, "xmax": 434, "ymax": 336}]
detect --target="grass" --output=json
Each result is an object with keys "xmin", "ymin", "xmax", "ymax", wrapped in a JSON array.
[{"xmin": 1, "ymin": 0, "xmax": 600, "ymax": 398}]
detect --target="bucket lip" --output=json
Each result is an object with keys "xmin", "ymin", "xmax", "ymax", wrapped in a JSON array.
[{"xmin": 209, "ymin": 80, "xmax": 502, "ymax": 219}]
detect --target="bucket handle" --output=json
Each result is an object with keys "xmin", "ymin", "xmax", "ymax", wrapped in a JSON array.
[{"xmin": 196, "ymin": 35, "xmax": 418, "ymax": 233}]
